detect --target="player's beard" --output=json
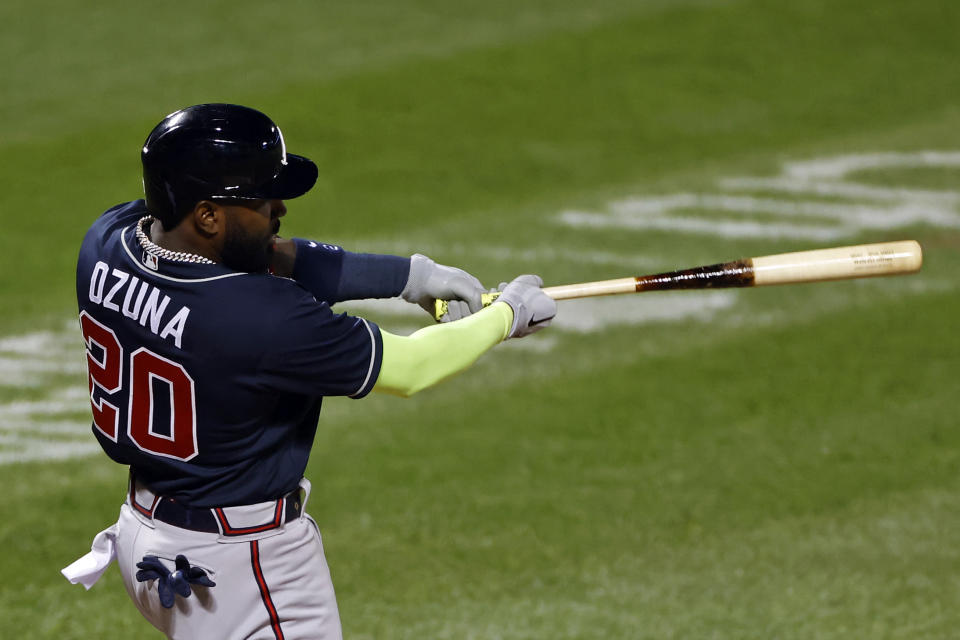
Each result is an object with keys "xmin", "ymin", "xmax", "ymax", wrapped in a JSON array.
[{"xmin": 220, "ymin": 217, "xmax": 273, "ymax": 273}]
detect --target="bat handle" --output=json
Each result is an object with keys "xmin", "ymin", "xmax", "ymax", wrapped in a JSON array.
[{"xmin": 434, "ymin": 291, "xmax": 501, "ymax": 321}]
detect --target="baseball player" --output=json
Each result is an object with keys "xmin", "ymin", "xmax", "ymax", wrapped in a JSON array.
[{"xmin": 62, "ymin": 103, "xmax": 556, "ymax": 639}]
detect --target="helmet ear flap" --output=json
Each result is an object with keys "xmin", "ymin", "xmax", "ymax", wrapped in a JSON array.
[
  {"xmin": 142, "ymin": 171, "xmax": 189, "ymax": 230},
  {"xmin": 142, "ymin": 173, "xmax": 171, "ymax": 226}
]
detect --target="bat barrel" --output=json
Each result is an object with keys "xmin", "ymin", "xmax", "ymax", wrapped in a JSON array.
[{"xmin": 751, "ymin": 240, "xmax": 922, "ymax": 286}]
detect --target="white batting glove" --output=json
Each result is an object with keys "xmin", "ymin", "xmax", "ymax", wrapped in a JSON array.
[
  {"xmin": 401, "ymin": 254, "xmax": 485, "ymax": 322},
  {"xmin": 495, "ymin": 275, "xmax": 557, "ymax": 338}
]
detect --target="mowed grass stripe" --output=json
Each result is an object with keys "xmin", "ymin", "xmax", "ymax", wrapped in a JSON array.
[{"xmin": 0, "ymin": 0, "xmax": 697, "ymax": 143}]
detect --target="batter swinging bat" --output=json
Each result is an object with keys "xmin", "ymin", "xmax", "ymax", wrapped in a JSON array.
[{"xmin": 433, "ymin": 240, "xmax": 923, "ymax": 320}]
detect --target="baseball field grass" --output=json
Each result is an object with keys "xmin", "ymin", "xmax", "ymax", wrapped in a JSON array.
[{"xmin": 1, "ymin": 0, "xmax": 959, "ymax": 638}]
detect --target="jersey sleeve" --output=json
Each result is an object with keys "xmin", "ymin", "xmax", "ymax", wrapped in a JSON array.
[{"xmin": 256, "ymin": 286, "xmax": 383, "ymax": 398}]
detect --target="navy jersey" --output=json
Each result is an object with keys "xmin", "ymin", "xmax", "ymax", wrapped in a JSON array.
[{"xmin": 76, "ymin": 201, "xmax": 383, "ymax": 507}]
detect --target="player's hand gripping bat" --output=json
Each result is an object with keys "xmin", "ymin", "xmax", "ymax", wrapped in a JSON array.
[{"xmin": 433, "ymin": 240, "xmax": 923, "ymax": 321}]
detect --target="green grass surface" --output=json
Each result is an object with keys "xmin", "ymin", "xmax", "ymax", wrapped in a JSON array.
[{"xmin": 1, "ymin": 0, "xmax": 959, "ymax": 638}]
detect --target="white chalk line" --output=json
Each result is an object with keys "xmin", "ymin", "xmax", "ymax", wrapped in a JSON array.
[
  {"xmin": 719, "ymin": 177, "xmax": 960, "ymax": 204},
  {"xmin": 782, "ymin": 151, "xmax": 960, "ymax": 181},
  {"xmin": 0, "ymin": 326, "xmax": 87, "ymax": 388},
  {"xmin": 0, "ymin": 419, "xmax": 90, "ymax": 435},
  {"xmin": 552, "ymin": 291, "xmax": 736, "ymax": 333},
  {"xmin": 497, "ymin": 334, "xmax": 558, "ymax": 353},
  {"xmin": 0, "ymin": 357, "xmax": 85, "ymax": 374},
  {"xmin": 0, "ymin": 329, "xmax": 79, "ymax": 354},
  {"xmin": 0, "ymin": 436, "xmax": 100, "ymax": 464},
  {"xmin": 0, "ymin": 357, "xmax": 86, "ymax": 387},
  {"xmin": 556, "ymin": 150, "xmax": 960, "ymax": 239},
  {"xmin": 0, "ymin": 327, "xmax": 92, "ymax": 464},
  {"xmin": 613, "ymin": 194, "xmax": 960, "ymax": 228},
  {"xmin": 0, "ymin": 396, "xmax": 89, "ymax": 418},
  {"xmin": 559, "ymin": 209, "xmax": 850, "ymax": 241}
]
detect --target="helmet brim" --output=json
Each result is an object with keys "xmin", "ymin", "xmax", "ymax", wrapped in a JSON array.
[{"xmin": 247, "ymin": 153, "xmax": 318, "ymax": 201}]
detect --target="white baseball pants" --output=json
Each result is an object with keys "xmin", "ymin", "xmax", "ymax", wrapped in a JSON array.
[{"xmin": 114, "ymin": 486, "xmax": 343, "ymax": 639}]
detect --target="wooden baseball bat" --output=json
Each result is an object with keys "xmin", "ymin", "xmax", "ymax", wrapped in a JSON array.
[{"xmin": 433, "ymin": 240, "xmax": 923, "ymax": 320}]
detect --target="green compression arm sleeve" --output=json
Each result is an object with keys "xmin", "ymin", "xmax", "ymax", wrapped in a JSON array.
[{"xmin": 373, "ymin": 302, "xmax": 513, "ymax": 397}]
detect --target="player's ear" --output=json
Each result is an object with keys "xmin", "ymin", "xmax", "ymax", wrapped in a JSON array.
[{"xmin": 192, "ymin": 201, "xmax": 223, "ymax": 237}]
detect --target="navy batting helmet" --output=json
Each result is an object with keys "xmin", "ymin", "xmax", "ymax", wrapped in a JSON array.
[{"xmin": 141, "ymin": 104, "xmax": 318, "ymax": 228}]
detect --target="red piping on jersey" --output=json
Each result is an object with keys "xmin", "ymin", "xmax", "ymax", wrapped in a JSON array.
[
  {"xmin": 250, "ymin": 540, "xmax": 285, "ymax": 640},
  {"xmin": 214, "ymin": 499, "xmax": 284, "ymax": 535}
]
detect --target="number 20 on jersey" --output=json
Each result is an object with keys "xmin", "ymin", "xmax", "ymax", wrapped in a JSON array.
[{"xmin": 79, "ymin": 311, "xmax": 199, "ymax": 461}]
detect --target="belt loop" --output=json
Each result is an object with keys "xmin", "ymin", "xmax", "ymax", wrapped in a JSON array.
[{"xmin": 128, "ymin": 470, "xmax": 160, "ymax": 521}]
